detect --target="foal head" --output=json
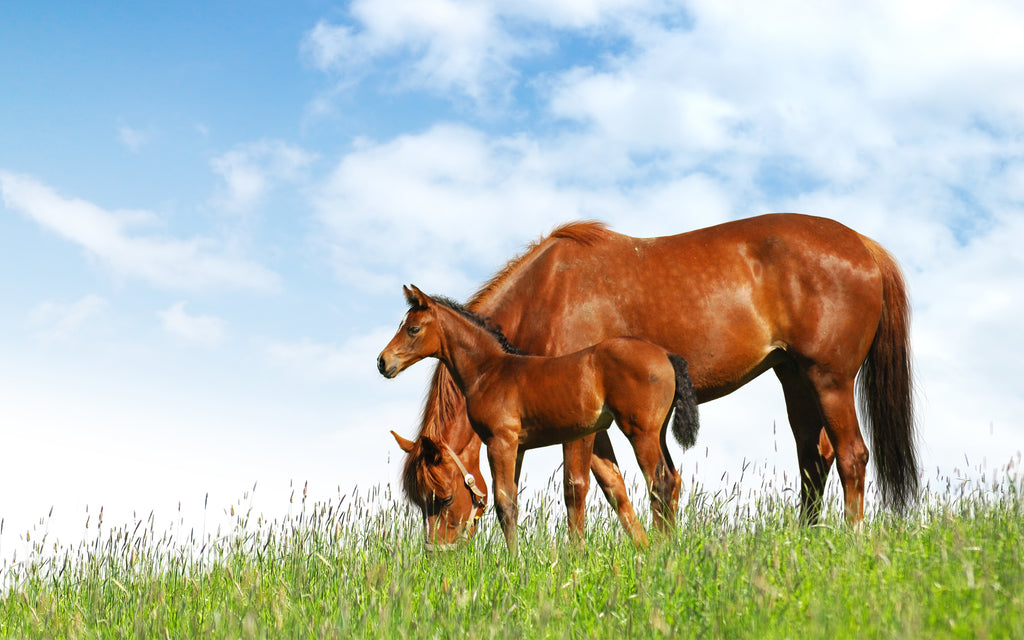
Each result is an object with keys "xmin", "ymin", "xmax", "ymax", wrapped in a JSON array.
[
  {"xmin": 377, "ymin": 284, "xmax": 520, "ymax": 379},
  {"xmin": 377, "ymin": 285, "xmax": 443, "ymax": 379}
]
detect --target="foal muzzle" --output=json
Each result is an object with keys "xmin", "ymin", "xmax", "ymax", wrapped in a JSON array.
[{"xmin": 377, "ymin": 353, "xmax": 398, "ymax": 378}]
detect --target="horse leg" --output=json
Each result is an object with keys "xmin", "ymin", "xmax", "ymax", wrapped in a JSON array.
[
  {"xmin": 620, "ymin": 420, "xmax": 678, "ymax": 532},
  {"xmin": 807, "ymin": 370, "xmax": 869, "ymax": 524},
  {"xmin": 590, "ymin": 431, "xmax": 648, "ymax": 546},
  {"xmin": 775, "ymin": 362, "xmax": 835, "ymax": 524},
  {"xmin": 486, "ymin": 434, "xmax": 521, "ymax": 553},
  {"xmin": 562, "ymin": 437, "xmax": 593, "ymax": 542},
  {"xmin": 651, "ymin": 413, "xmax": 682, "ymax": 530},
  {"xmin": 661, "ymin": 425, "xmax": 682, "ymax": 527}
]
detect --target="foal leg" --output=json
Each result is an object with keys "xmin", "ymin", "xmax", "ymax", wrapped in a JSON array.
[
  {"xmin": 486, "ymin": 433, "xmax": 522, "ymax": 554},
  {"xmin": 776, "ymin": 362, "xmax": 835, "ymax": 524},
  {"xmin": 562, "ymin": 436, "xmax": 594, "ymax": 542},
  {"xmin": 591, "ymin": 431, "xmax": 648, "ymax": 546},
  {"xmin": 660, "ymin": 426, "xmax": 682, "ymax": 524},
  {"xmin": 619, "ymin": 417, "xmax": 679, "ymax": 532}
]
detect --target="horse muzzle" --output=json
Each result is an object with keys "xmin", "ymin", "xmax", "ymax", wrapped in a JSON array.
[
  {"xmin": 377, "ymin": 354, "xmax": 392, "ymax": 377},
  {"xmin": 377, "ymin": 352, "xmax": 399, "ymax": 378}
]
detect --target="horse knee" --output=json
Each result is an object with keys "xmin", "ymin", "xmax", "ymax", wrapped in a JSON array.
[
  {"xmin": 563, "ymin": 473, "xmax": 590, "ymax": 506},
  {"xmin": 495, "ymin": 497, "xmax": 518, "ymax": 526},
  {"xmin": 650, "ymin": 462, "xmax": 678, "ymax": 505},
  {"xmin": 835, "ymin": 441, "xmax": 869, "ymax": 484}
]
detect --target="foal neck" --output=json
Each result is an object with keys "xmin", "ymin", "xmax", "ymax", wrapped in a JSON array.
[{"xmin": 434, "ymin": 304, "xmax": 511, "ymax": 389}]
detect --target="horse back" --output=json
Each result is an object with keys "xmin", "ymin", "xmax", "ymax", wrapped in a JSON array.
[{"xmin": 477, "ymin": 213, "xmax": 884, "ymax": 400}]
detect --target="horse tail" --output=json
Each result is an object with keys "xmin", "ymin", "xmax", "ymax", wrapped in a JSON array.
[
  {"xmin": 858, "ymin": 235, "xmax": 919, "ymax": 514},
  {"xmin": 667, "ymin": 354, "xmax": 700, "ymax": 450}
]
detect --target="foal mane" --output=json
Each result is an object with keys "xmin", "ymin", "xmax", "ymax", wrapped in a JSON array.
[
  {"xmin": 422, "ymin": 294, "xmax": 522, "ymax": 356},
  {"xmin": 402, "ymin": 221, "xmax": 612, "ymax": 496}
]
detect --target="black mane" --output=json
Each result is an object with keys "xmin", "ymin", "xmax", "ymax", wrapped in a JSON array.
[{"xmin": 416, "ymin": 294, "xmax": 523, "ymax": 355}]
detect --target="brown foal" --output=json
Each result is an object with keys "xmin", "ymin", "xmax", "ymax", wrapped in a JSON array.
[{"xmin": 378, "ymin": 285, "xmax": 699, "ymax": 552}]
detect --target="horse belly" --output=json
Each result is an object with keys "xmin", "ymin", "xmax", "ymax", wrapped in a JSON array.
[
  {"xmin": 516, "ymin": 374, "xmax": 610, "ymax": 450},
  {"xmin": 516, "ymin": 406, "xmax": 611, "ymax": 450}
]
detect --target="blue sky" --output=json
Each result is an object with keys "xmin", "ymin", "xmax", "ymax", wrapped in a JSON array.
[{"xmin": 3, "ymin": 0, "xmax": 1024, "ymax": 559}]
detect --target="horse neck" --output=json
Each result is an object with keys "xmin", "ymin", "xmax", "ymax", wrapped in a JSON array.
[{"xmin": 433, "ymin": 306, "xmax": 508, "ymax": 395}]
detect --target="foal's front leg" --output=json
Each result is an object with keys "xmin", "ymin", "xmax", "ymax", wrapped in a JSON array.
[
  {"xmin": 486, "ymin": 432, "xmax": 521, "ymax": 554},
  {"xmin": 562, "ymin": 436, "xmax": 594, "ymax": 541}
]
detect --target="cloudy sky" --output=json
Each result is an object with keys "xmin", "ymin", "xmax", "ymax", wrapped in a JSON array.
[{"xmin": 2, "ymin": 0, "xmax": 1023, "ymax": 559}]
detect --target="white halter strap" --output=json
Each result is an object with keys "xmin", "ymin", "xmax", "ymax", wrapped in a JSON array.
[{"xmin": 443, "ymin": 443, "xmax": 487, "ymax": 515}]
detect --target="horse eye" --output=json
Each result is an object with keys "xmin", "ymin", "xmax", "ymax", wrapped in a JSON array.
[{"xmin": 407, "ymin": 326, "xmax": 421, "ymax": 337}]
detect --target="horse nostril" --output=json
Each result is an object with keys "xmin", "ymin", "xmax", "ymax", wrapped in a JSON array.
[{"xmin": 377, "ymin": 355, "xmax": 387, "ymax": 375}]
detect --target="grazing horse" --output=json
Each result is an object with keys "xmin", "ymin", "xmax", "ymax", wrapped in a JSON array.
[
  {"xmin": 378, "ymin": 285, "xmax": 700, "ymax": 551},
  {"xmin": 393, "ymin": 213, "xmax": 918, "ymax": 546}
]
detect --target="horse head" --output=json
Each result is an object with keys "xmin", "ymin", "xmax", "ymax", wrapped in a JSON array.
[
  {"xmin": 391, "ymin": 430, "xmax": 486, "ymax": 548},
  {"xmin": 377, "ymin": 285, "xmax": 440, "ymax": 379}
]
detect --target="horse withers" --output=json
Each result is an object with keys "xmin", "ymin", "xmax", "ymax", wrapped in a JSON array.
[{"xmin": 379, "ymin": 285, "xmax": 700, "ymax": 552}]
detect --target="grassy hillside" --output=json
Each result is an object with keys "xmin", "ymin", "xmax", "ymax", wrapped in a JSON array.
[{"xmin": 2, "ymin": 469, "xmax": 1021, "ymax": 639}]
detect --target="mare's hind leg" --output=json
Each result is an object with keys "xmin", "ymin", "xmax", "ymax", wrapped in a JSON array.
[
  {"xmin": 806, "ymin": 368, "xmax": 868, "ymax": 524},
  {"xmin": 775, "ymin": 362, "xmax": 836, "ymax": 524},
  {"xmin": 590, "ymin": 431, "xmax": 648, "ymax": 545}
]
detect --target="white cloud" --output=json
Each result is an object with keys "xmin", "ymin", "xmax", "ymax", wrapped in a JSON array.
[
  {"xmin": 0, "ymin": 170, "xmax": 280, "ymax": 291},
  {"xmin": 303, "ymin": 21, "xmax": 362, "ymax": 71},
  {"xmin": 547, "ymin": 1, "xmax": 1024, "ymax": 169},
  {"xmin": 117, "ymin": 123, "xmax": 151, "ymax": 152},
  {"xmin": 159, "ymin": 301, "xmax": 226, "ymax": 345},
  {"xmin": 28, "ymin": 295, "xmax": 108, "ymax": 341},
  {"xmin": 302, "ymin": 0, "xmax": 542, "ymax": 106},
  {"xmin": 301, "ymin": 0, "xmax": 679, "ymax": 102},
  {"xmin": 314, "ymin": 124, "xmax": 621, "ymax": 294},
  {"xmin": 210, "ymin": 140, "xmax": 317, "ymax": 213}
]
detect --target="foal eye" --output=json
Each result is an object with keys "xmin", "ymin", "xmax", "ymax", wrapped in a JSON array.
[{"xmin": 407, "ymin": 326, "xmax": 421, "ymax": 337}]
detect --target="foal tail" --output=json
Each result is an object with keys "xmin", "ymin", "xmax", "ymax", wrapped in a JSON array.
[
  {"xmin": 858, "ymin": 236, "xmax": 919, "ymax": 514},
  {"xmin": 667, "ymin": 354, "xmax": 700, "ymax": 450}
]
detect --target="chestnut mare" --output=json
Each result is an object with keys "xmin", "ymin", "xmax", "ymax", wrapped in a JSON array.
[
  {"xmin": 391, "ymin": 213, "xmax": 917, "ymax": 546},
  {"xmin": 379, "ymin": 285, "xmax": 700, "ymax": 551}
]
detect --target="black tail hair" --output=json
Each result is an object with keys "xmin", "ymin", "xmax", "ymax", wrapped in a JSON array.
[{"xmin": 667, "ymin": 354, "xmax": 700, "ymax": 449}]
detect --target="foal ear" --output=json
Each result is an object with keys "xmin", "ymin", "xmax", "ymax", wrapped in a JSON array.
[
  {"xmin": 404, "ymin": 284, "xmax": 431, "ymax": 309},
  {"xmin": 391, "ymin": 430, "xmax": 416, "ymax": 453}
]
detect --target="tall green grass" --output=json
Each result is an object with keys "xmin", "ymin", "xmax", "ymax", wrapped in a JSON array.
[{"xmin": 2, "ymin": 461, "xmax": 1021, "ymax": 639}]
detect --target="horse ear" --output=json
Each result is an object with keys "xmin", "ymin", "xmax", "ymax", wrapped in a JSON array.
[
  {"xmin": 405, "ymin": 284, "xmax": 430, "ymax": 309},
  {"xmin": 391, "ymin": 430, "xmax": 415, "ymax": 453},
  {"xmin": 419, "ymin": 435, "xmax": 444, "ymax": 465}
]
